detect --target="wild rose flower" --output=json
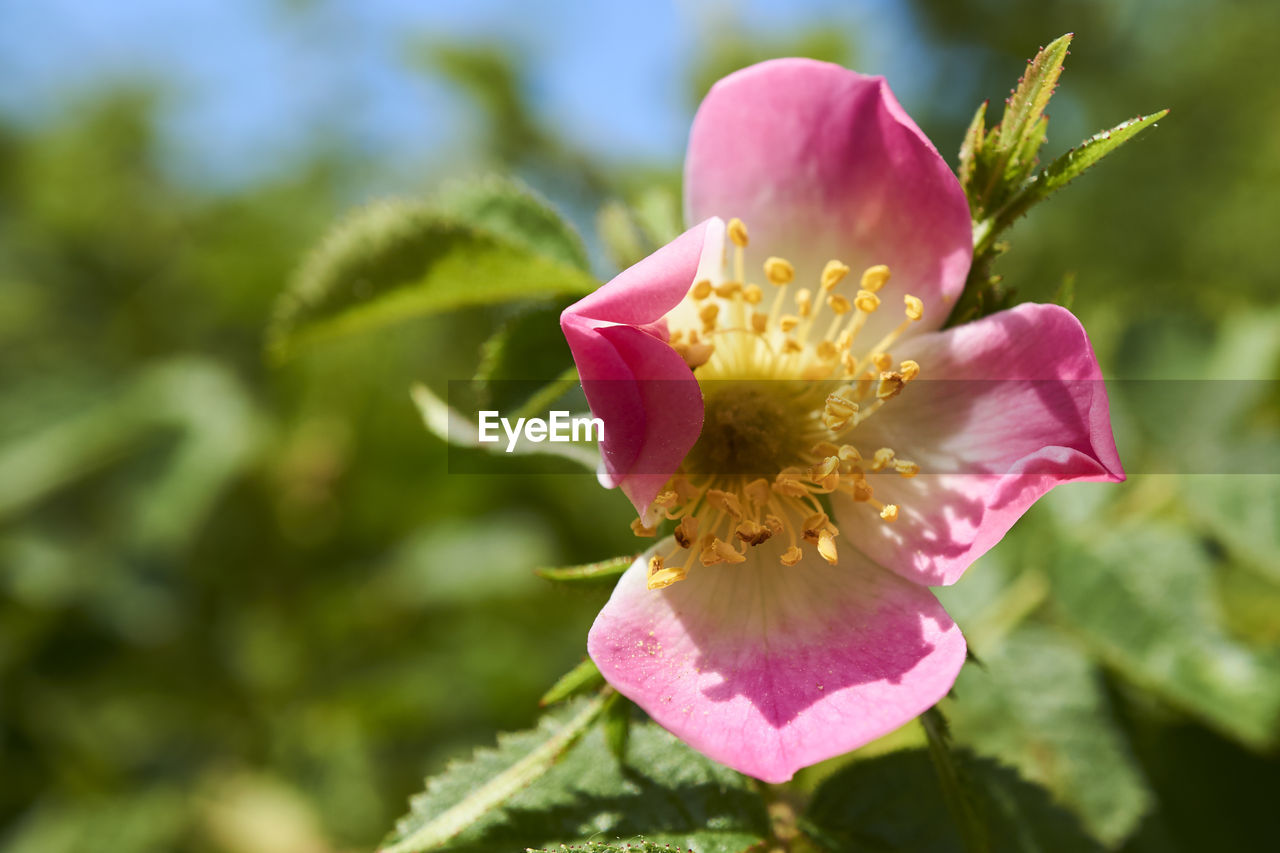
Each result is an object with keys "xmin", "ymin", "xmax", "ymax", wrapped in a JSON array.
[{"xmin": 560, "ymin": 59, "xmax": 1123, "ymax": 783}]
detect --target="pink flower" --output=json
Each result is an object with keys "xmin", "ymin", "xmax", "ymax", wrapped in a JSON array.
[{"xmin": 560, "ymin": 59, "xmax": 1123, "ymax": 783}]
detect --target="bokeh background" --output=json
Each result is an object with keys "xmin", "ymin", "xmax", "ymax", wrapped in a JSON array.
[{"xmin": 2, "ymin": 1, "xmax": 1278, "ymax": 851}]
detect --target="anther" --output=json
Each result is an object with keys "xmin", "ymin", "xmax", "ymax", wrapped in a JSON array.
[
  {"xmin": 705, "ymin": 489, "xmax": 744, "ymax": 518},
  {"xmin": 674, "ymin": 514, "xmax": 699, "ymax": 548},
  {"xmin": 714, "ymin": 281, "xmax": 742, "ymax": 298},
  {"xmin": 678, "ymin": 341, "xmax": 714, "ymax": 369},
  {"xmin": 782, "ymin": 338, "xmax": 803, "ymax": 355},
  {"xmin": 900, "ymin": 359, "xmax": 920, "ymax": 381},
  {"xmin": 699, "ymin": 302, "xmax": 720, "ymax": 328},
  {"xmin": 795, "ymin": 289, "xmax": 813, "ymax": 318},
  {"xmin": 894, "ymin": 460, "xmax": 920, "ymax": 478},
  {"xmin": 904, "ymin": 294, "xmax": 924, "ymax": 321},
  {"xmin": 690, "ymin": 279, "xmax": 712, "ymax": 300},
  {"xmin": 744, "ymin": 478, "xmax": 772, "ymax": 506},
  {"xmin": 821, "ymin": 260, "xmax": 851, "ymax": 291},
  {"xmin": 816, "ymin": 340, "xmax": 838, "ymax": 361},
  {"xmin": 809, "ymin": 455, "xmax": 840, "ymax": 480},
  {"xmin": 827, "ymin": 293, "xmax": 852, "ymax": 314},
  {"xmin": 742, "ymin": 284, "xmax": 763, "ymax": 304},
  {"xmin": 855, "ymin": 290, "xmax": 881, "ymax": 312},
  {"xmin": 861, "ymin": 264, "xmax": 891, "ymax": 292},
  {"xmin": 780, "ymin": 546, "xmax": 803, "ymax": 566},
  {"xmin": 871, "ymin": 352, "xmax": 893, "ymax": 372},
  {"xmin": 751, "ymin": 312, "xmax": 768, "ymax": 333},
  {"xmin": 764, "ymin": 257, "xmax": 794, "ymax": 285},
  {"xmin": 879, "ymin": 504, "xmax": 900, "ymax": 522},
  {"xmin": 877, "ymin": 371, "xmax": 906, "ymax": 400},
  {"xmin": 646, "ymin": 555, "xmax": 686, "ymax": 590},
  {"xmin": 712, "ymin": 537, "xmax": 747, "ymax": 564},
  {"xmin": 817, "ymin": 531, "xmax": 839, "ymax": 564},
  {"xmin": 811, "ymin": 440, "xmax": 839, "ymax": 457},
  {"xmin": 779, "ymin": 315, "xmax": 800, "ymax": 332},
  {"xmin": 728, "ymin": 218, "xmax": 749, "ymax": 247},
  {"xmin": 630, "ymin": 518, "xmax": 657, "ymax": 537},
  {"xmin": 735, "ymin": 519, "xmax": 773, "ymax": 546},
  {"xmin": 871, "ymin": 448, "xmax": 896, "ymax": 471}
]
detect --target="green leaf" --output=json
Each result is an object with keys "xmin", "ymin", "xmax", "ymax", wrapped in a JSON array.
[
  {"xmin": 920, "ymin": 708, "xmax": 989, "ymax": 852},
  {"xmin": 596, "ymin": 200, "xmax": 651, "ymax": 270},
  {"xmin": 535, "ymin": 555, "xmax": 635, "ymax": 585},
  {"xmin": 1046, "ymin": 523, "xmax": 1280, "ymax": 749},
  {"xmin": 381, "ymin": 696, "xmax": 608, "ymax": 853},
  {"xmin": 1002, "ymin": 110, "xmax": 1169, "ymax": 227},
  {"xmin": 527, "ymin": 844, "xmax": 692, "ymax": 853},
  {"xmin": 540, "ymin": 659, "xmax": 604, "ymax": 707},
  {"xmin": 270, "ymin": 200, "xmax": 599, "ymax": 361},
  {"xmin": 383, "ymin": 699, "xmax": 769, "ymax": 853},
  {"xmin": 435, "ymin": 175, "xmax": 590, "ymax": 272},
  {"xmin": 946, "ymin": 627, "xmax": 1153, "ymax": 846},
  {"xmin": 957, "ymin": 99, "xmax": 987, "ymax": 194},
  {"xmin": 997, "ymin": 34, "xmax": 1073, "ymax": 159},
  {"xmin": 475, "ymin": 305, "xmax": 577, "ymax": 413},
  {"xmin": 1191, "ymin": 475, "xmax": 1280, "ymax": 583},
  {"xmin": 805, "ymin": 749, "xmax": 1102, "ymax": 852},
  {"xmin": 601, "ymin": 692, "xmax": 632, "ymax": 764}
]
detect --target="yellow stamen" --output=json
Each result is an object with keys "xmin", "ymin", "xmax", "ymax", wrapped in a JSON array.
[
  {"xmin": 764, "ymin": 257, "xmax": 794, "ymax": 285},
  {"xmin": 742, "ymin": 284, "xmax": 763, "ymax": 304},
  {"xmin": 728, "ymin": 218, "xmax": 749, "ymax": 247},
  {"xmin": 855, "ymin": 289, "xmax": 881, "ymax": 313},
  {"xmin": 904, "ymin": 294, "xmax": 924, "ymax": 321},
  {"xmin": 795, "ymin": 288, "xmax": 813, "ymax": 318},
  {"xmin": 861, "ymin": 264, "xmax": 891, "ymax": 292},
  {"xmin": 690, "ymin": 279, "xmax": 712, "ymax": 300},
  {"xmin": 630, "ymin": 518, "xmax": 657, "ymax": 537},
  {"xmin": 821, "ymin": 260, "xmax": 851, "ymax": 291}
]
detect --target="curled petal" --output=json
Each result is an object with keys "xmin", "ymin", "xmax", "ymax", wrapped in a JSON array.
[
  {"xmin": 685, "ymin": 59, "xmax": 971, "ymax": 337},
  {"xmin": 588, "ymin": 539, "xmax": 967, "ymax": 783},
  {"xmin": 561, "ymin": 220, "xmax": 724, "ymax": 514},
  {"xmin": 834, "ymin": 303, "xmax": 1124, "ymax": 586}
]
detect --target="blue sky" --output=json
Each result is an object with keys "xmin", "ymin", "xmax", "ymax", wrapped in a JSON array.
[{"xmin": 0, "ymin": 0, "xmax": 925, "ymax": 189}]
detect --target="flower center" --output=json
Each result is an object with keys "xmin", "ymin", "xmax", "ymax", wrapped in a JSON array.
[
  {"xmin": 682, "ymin": 381, "xmax": 809, "ymax": 477},
  {"xmin": 638, "ymin": 218, "xmax": 926, "ymax": 590}
]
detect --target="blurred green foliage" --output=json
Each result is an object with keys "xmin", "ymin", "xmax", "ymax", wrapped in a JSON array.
[{"xmin": 2, "ymin": 1, "xmax": 1278, "ymax": 851}]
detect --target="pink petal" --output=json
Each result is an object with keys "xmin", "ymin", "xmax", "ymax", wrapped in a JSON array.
[
  {"xmin": 588, "ymin": 540, "xmax": 967, "ymax": 783},
  {"xmin": 833, "ymin": 303, "xmax": 1125, "ymax": 586},
  {"xmin": 561, "ymin": 220, "xmax": 724, "ymax": 515},
  {"xmin": 685, "ymin": 59, "xmax": 971, "ymax": 336}
]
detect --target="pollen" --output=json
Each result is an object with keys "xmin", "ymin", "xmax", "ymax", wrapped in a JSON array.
[{"xmin": 728, "ymin": 217, "xmax": 749, "ymax": 247}]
